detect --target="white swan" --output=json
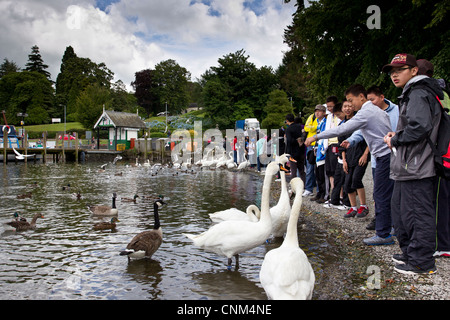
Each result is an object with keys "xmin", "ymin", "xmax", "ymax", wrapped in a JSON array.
[
  {"xmin": 183, "ymin": 161, "xmax": 280, "ymax": 269},
  {"xmin": 259, "ymin": 177, "xmax": 315, "ymax": 300},
  {"xmin": 209, "ymin": 204, "xmax": 261, "ymax": 223},
  {"xmin": 237, "ymin": 159, "xmax": 250, "ymax": 170},
  {"xmin": 270, "ymin": 154, "xmax": 292, "ymax": 238}
]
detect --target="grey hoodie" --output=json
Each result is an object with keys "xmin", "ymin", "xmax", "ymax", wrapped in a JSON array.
[
  {"xmin": 390, "ymin": 76, "xmax": 444, "ymax": 180},
  {"xmin": 315, "ymin": 100, "xmax": 392, "ymax": 158}
]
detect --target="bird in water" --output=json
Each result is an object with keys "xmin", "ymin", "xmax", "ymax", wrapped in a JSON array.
[
  {"xmin": 120, "ymin": 199, "xmax": 165, "ymax": 261},
  {"xmin": 6, "ymin": 213, "xmax": 44, "ymax": 231},
  {"xmin": 88, "ymin": 193, "xmax": 119, "ymax": 216},
  {"xmin": 93, "ymin": 217, "xmax": 120, "ymax": 231}
]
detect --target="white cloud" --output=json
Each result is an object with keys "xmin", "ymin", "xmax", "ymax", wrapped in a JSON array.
[{"xmin": 0, "ymin": 0, "xmax": 296, "ymax": 91}]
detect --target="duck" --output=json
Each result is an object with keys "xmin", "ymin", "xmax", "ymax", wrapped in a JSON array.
[
  {"xmin": 62, "ymin": 183, "xmax": 71, "ymax": 191},
  {"xmin": 121, "ymin": 194, "xmax": 139, "ymax": 203},
  {"xmin": 72, "ymin": 192, "xmax": 82, "ymax": 200},
  {"xmin": 270, "ymin": 154, "xmax": 292, "ymax": 238},
  {"xmin": 12, "ymin": 212, "xmax": 27, "ymax": 222},
  {"xmin": 183, "ymin": 161, "xmax": 281, "ymax": 270},
  {"xmin": 93, "ymin": 217, "xmax": 120, "ymax": 231},
  {"xmin": 6, "ymin": 213, "xmax": 44, "ymax": 231},
  {"xmin": 88, "ymin": 193, "xmax": 118, "ymax": 216},
  {"xmin": 120, "ymin": 199, "xmax": 165, "ymax": 260},
  {"xmin": 16, "ymin": 192, "xmax": 32, "ymax": 199},
  {"xmin": 259, "ymin": 177, "xmax": 315, "ymax": 300},
  {"xmin": 209, "ymin": 205, "xmax": 261, "ymax": 223}
]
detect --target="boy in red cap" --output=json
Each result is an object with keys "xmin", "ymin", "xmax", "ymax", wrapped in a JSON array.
[{"xmin": 383, "ymin": 53, "xmax": 444, "ymax": 275}]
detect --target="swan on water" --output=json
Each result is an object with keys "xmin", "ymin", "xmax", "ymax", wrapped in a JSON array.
[
  {"xmin": 183, "ymin": 161, "xmax": 281, "ymax": 270},
  {"xmin": 259, "ymin": 177, "xmax": 315, "ymax": 300},
  {"xmin": 209, "ymin": 204, "xmax": 261, "ymax": 223}
]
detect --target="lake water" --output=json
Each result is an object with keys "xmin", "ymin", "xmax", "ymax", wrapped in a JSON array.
[{"xmin": 0, "ymin": 161, "xmax": 339, "ymax": 300}]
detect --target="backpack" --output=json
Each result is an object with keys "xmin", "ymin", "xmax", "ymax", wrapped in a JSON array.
[{"xmin": 426, "ymin": 95, "xmax": 450, "ymax": 180}]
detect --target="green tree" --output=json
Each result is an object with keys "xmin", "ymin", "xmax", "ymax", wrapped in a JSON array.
[
  {"xmin": 282, "ymin": 0, "xmax": 449, "ymax": 104},
  {"xmin": 75, "ymin": 83, "xmax": 112, "ymax": 129},
  {"xmin": 0, "ymin": 71, "xmax": 54, "ymax": 125},
  {"xmin": 25, "ymin": 45, "xmax": 51, "ymax": 80},
  {"xmin": 153, "ymin": 59, "xmax": 191, "ymax": 115},
  {"xmin": 201, "ymin": 49, "xmax": 278, "ymax": 128},
  {"xmin": 131, "ymin": 69, "xmax": 158, "ymax": 116},
  {"xmin": 55, "ymin": 46, "xmax": 114, "ymax": 120},
  {"xmin": 0, "ymin": 58, "xmax": 21, "ymax": 78},
  {"xmin": 261, "ymin": 89, "xmax": 294, "ymax": 129}
]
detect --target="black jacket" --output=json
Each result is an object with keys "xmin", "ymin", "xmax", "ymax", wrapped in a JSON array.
[
  {"xmin": 285, "ymin": 123, "xmax": 305, "ymax": 160},
  {"xmin": 390, "ymin": 76, "xmax": 444, "ymax": 180}
]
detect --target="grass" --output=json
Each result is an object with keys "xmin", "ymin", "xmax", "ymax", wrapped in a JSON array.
[{"xmin": 24, "ymin": 122, "xmax": 86, "ymax": 132}]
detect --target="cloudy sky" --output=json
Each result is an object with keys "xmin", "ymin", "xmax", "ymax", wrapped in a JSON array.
[{"xmin": 0, "ymin": 0, "xmax": 297, "ymax": 91}]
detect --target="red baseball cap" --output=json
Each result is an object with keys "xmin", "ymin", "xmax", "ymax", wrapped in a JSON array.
[{"xmin": 382, "ymin": 53, "xmax": 418, "ymax": 73}]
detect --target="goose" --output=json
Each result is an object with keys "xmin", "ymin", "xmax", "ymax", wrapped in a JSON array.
[
  {"xmin": 270, "ymin": 154, "xmax": 292, "ymax": 238},
  {"xmin": 120, "ymin": 199, "xmax": 165, "ymax": 261},
  {"xmin": 88, "ymin": 193, "xmax": 118, "ymax": 216},
  {"xmin": 6, "ymin": 213, "xmax": 44, "ymax": 231},
  {"xmin": 93, "ymin": 217, "xmax": 120, "ymax": 231},
  {"xmin": 183, "ymin": 161, "xmax": 281, "ymax": 270},
  {"xmin": 209, "ymin": 205, "xmax": 261, "ymax": 223},
  {"xmin": 121, "ymin": 194, "xmax": 139, "ymax": 203},
  {"xmin": 259, "ymin": 177, "xmax": 315, "ymax": 300}
]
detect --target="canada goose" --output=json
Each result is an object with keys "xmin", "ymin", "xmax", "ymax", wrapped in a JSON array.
[
  {"xmin": 120, "ymin": 199, "xmax": 165, "ymax": 260},
  {"xmin": 121, "ymin": 194, "xmax": 139, "ymax": 203},
  {"xmin": 93, "ymin": 217, "xmax": 120, "ymax": 231},
  {"xmin": 6, "ymin": 213, "xmax": 44, "ymax": 231},
  {"xmin": 259, "ymin": 178, "xmax": 315, "ymax": 300},
  {"xmin": 88, "ymin": 193, "xmax": 118, "ymax": 216},
  {"xmin": 183, "ymin": 161, "xmax": 280, "ymax": 270}
]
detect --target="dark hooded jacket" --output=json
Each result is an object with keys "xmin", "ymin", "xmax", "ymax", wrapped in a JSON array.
[{"xmin": 390, "ymin": 76, "xmax": 444, "ymax": 180}]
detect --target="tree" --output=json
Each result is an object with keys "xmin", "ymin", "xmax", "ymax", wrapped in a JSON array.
[
  {"xmin": 75, "ymin": 83, "xmax": 112, "ymax": 129},
  {"xmin": 153, "ymin": 59, "xmax": 191, "ymax": 114},
  {"xmin": 261, "ymin": 90, "xmax": 294, "ymax": 129},
  {"xmin": 0, "ymin": 58, "xmax": 21, "ymax": 78},
  {"xmin": 131, "ymin": 69, "xmax": 158, "ymax": 116},
  {"xmin": 0, "ymin": 71, "xmax": 54, "ymax": 124},
  {"xmin": 55, "ymin": 46, "xmax": 114, "ymax": 120},
  {"xmin": 25, "ymin": 45, "xmax": 51, "ymax": 80},
  {"xmin": 201, "ymin": 49, "xmax": 278, "ymax": 128},
  {"xmin": 282, "ymin": 0, "xmax": 449, "ymax": 104}
]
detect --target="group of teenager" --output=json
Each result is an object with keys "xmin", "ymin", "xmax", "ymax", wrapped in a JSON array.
[{"xmin": 283, "ymin": 53, "xmax": 448, "ymax": 275}]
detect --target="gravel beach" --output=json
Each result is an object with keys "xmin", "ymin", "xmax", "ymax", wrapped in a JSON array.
[{"xmin": 297, "ymin": 168, "xmax": 450, "ymax": 300}]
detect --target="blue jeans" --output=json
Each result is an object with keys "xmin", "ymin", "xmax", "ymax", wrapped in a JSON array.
[
  {"xmin": 373, "ymin": 154, "xmax": 394, "ymax": 238},
  {"xmin": 305, "ymin": 146, "xmax": 316, "ymax": 192}
]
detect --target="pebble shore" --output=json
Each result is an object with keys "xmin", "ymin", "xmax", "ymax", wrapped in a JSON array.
[{"xmin": 299, "ymin": 168, "xmax": 450, "ymax": 300}]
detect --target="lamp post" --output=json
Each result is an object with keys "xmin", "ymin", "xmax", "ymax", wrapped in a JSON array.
[{"xmin": 17, "ymin": 112, "xmax": 28, "ymax": 148}]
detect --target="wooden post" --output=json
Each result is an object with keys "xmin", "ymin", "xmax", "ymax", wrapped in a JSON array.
[
  {"xmin": 2, "ymin": 127, "xmax": 7, "ymax": 165},
  {"xmin": 75, "ymin": 132, "xmax": 79, "ymax": 163},
  {"xmin": 43, "ymin": 131, "xmax": 47, "ymax": 164},
  {"xmin": 24, "ymin": 130, "xmax": 28, "ymax": 164}
]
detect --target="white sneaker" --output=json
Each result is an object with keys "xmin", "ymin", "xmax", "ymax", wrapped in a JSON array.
[
  {"xmin": 323, "ymin": 203, "xmax": 347, "ymax": 210},
  {"xmin": 302, "ymin": 190, "xmax": 313, "ymax": 197}
]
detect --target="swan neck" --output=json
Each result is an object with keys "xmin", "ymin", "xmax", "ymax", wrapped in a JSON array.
[
  {"xmin": 260, "ymin": 169, "xmax": 275, "ymax": 222},
  {"xmin": 283, "ymin": 191, "xmax": 302, "ymax": 247}
]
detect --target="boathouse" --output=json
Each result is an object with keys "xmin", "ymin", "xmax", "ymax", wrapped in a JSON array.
[{"xmin": 94, "ymin": 109, "xmax": 146, "ymax": 151}]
